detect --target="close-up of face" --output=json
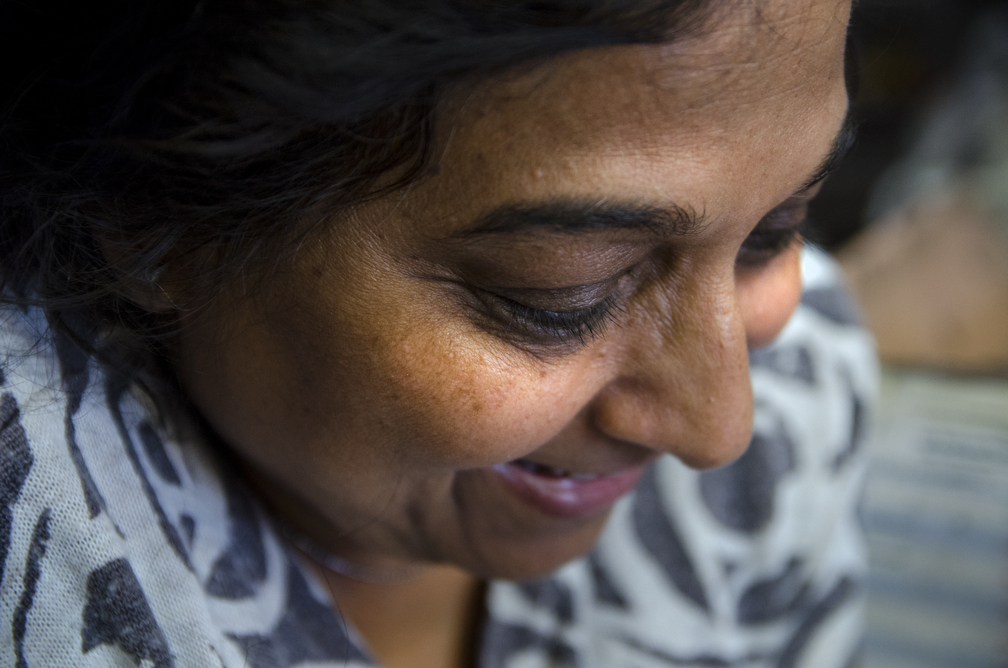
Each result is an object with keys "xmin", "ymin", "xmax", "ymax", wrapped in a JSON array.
[{"xmin": 174, "ymin": 0, "xmax": 852, "ymax": 581}]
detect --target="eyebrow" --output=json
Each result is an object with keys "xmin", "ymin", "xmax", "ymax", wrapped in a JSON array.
[
  {"xmin": 454, "ymin": 111, "xmax": 856, "ymax": 240},
  {"xmin": 451, "ymin": 200, "xmax": 704, "ymax": 239}
]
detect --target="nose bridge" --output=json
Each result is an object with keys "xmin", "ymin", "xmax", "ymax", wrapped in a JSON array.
[{"xmin": 590, "ymin": 264, "xmax": 754, "ymax": 469}]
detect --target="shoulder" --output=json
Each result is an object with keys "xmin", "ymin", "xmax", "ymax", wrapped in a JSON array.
[{"xmin": 0, "ymin": 305, "xmax": 373, "ymax": 668}]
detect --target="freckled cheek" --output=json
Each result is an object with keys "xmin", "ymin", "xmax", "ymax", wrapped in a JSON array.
[
  {"xmin": 737, "ymin": 244, "xmax": 803, "ymax": 349},
  {"xmin": 382, "ymin": 339, "xmax": 602, "ymax": 469}
]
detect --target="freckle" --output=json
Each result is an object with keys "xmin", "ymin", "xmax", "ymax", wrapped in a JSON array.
[
  {"xmin": 539, "ymin": 369, "xmax": 547, "ymax": 379},
  {"xmin": 471, "ymin": 400, "xmax": 483, "ymax": 413}
]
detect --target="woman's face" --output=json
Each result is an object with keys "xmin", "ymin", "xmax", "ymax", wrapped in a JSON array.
[{"xmin": 175, "ymin": 0, "xmax": 852, "ymax": 579}]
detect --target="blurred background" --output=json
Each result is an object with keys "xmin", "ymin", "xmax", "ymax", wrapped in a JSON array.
[{"xmin": 811, "ymin": 0, "xmax": 1008, "ymax": 665}]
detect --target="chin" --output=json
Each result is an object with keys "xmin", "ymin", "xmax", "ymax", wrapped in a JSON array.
[
  {"xmin": 472, "ymin": 534, "xmax": 608, "ymax": 581},
  {"xmin": 451, "ymin": 506, "xmax": 613, "ymax": 581}
]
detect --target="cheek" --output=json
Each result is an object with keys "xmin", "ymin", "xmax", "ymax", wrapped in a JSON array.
[
  {"xmin": 736, "ymin": 243, "xmax": 803, "ymax": 349},
  {"xmin": 377, "ymin": 329, "xmax": 601, "ymax": 468}
]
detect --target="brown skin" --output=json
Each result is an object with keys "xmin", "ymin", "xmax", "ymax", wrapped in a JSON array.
[
  {"xmin": 321, "ymin": 563, "xmax": 484, "ymax": 668},
  {"xmin": 174, "ymin": 1, "xmax": 851, "ymax": 666}
]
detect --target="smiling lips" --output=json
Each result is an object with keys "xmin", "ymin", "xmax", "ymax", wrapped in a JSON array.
[{"xmin": 491, "ymin": 458, "xmax": 649, "ymax": 518}]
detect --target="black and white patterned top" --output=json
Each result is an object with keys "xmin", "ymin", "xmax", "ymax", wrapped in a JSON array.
[{"xmin": 0, "ymin": 247, "xmax": 876, "ymax": 668}]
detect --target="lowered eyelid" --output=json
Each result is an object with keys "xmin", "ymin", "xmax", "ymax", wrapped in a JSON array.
[
  {"xmin": 483, "ymin": 279, "xmax": 619, "ymax": 308},
  {"xmin": 444, "ymin": 240, "xmax": 652, "ymax": 290}
]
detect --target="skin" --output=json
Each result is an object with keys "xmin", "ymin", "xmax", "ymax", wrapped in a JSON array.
[{"xmin": 174, "ymin": 0, "xmax": 851, "ymax": 665}]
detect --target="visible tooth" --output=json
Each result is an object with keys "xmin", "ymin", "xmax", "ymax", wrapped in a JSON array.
[
  {"xmin": 514, "ymin": 459, "xmax": 538, "ymax": 473},
  {"xmin": 513, "ymin": 459, "xmax": 576, "ymax": 478},
  {"xmin": 512, "ymin": 459, "xmax": 596, "ymax": 481}
]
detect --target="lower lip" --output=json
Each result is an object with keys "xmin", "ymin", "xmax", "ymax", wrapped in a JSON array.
[{"xmin": 490, "ymin": 461, "xmax": 648, "ymax": 519}]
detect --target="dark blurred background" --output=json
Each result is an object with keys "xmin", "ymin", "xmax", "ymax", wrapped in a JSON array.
[{"xmin": 810, "ymin": 0, "xmax": 1007, "ymax": 249}]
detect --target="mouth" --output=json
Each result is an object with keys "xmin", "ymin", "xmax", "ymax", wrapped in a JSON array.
[{"xmin": 490, "ymin": 457, "xmax": 650, "ymax": 519}]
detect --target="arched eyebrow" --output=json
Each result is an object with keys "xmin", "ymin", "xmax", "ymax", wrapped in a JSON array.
[
  {"xmin": 453, "ymin": 111, "xmax": 855, "ymax": 240},
  {"xmin": 452, "ymin": 200, "xmax": 704, "ymax": 239}
]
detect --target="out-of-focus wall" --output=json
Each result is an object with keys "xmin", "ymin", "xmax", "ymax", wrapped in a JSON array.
[
  {"xmin": 821, "ymin": 3, "xmax": 1008, "ymax": 667},
  {"xmin": 810, "ymin": 0, "xmax": 1003, "ymax": 251},
  {"xmin": 837, "ymin": 1, "xmax": 1008, "ymax": 374}
]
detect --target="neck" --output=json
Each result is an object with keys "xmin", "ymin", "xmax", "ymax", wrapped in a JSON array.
[
  {"xmin": 313, "ymin": 560, "xmax": 484, "ymax": 668},
  {"xmin": 247, "ymin": 466, "xmax": 485, "ymax": 667}
]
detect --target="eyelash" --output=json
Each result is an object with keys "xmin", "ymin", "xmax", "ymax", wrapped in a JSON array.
[
  {"xmin": 736, "ymin": 214, "xmax": 808, "ymax": 267},
  {"xmin": 487, "ymin": 214, "xmax": 806, "ymax": 348},
  {"xmin": 493, "ymin": 293, "xmax": 622, "ymax": 346}
]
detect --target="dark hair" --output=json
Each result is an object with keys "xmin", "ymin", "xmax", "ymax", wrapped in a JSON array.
[{"xmin": 1, "ymin": 0, "xmax": 714, "ymax": 378}]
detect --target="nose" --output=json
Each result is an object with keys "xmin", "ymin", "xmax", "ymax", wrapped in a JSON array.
[{"xmin": 587, "ymin": 262, "xmax": 755, "ymax": 470}]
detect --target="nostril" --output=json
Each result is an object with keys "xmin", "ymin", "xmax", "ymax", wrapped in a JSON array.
[
  {"xmin": 677, "ymin": 428, "xmax": 754, "ymax": 470},
  {"xmin": 587, "ymin": 388, "xmax": 754, "ymax": 471}
]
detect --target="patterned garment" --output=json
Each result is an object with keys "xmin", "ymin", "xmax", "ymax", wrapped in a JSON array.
[{"xmin": 0, "ymin": 247, "xmax": 876, "ymax": 668}]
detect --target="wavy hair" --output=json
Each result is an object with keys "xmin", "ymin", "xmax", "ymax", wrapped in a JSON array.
[{"xmin": 1, "ymin": 0, "xmax": 715, "ymax": 377}]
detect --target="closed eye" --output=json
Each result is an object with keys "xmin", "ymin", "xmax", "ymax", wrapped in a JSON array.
[
  {"xmin": 736, "ymin": 204, "xmax": 809, "ymax": 268},
  {"xmin": 493, "ymin": 293, "xmax": 621, "ymax": 346}
]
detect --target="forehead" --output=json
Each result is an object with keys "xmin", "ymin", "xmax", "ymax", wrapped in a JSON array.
[
  {"xmin": 464, "ymin": 0, "xmax": 846, "ymax": 126},
  {"xmin": 385, "ymin": 0, "xmax": 850, "ymax": 237}
]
